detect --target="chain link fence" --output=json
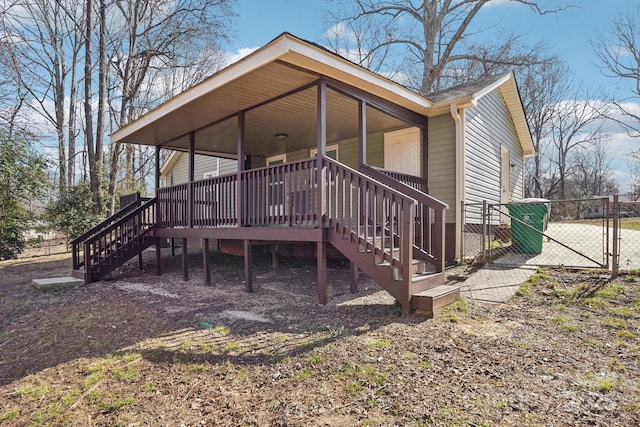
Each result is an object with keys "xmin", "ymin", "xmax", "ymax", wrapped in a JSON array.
[{"xmin": 460, "ymin": 197, "xmax": 640, "ymax": 273}]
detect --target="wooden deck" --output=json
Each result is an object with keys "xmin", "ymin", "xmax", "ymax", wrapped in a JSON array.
[{"xmin": 72, "ymin": 156, "xmax": 456, "ymax": 315}]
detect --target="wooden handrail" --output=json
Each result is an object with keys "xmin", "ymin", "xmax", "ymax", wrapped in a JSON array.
[
  {"xmin": 72, "ymin": 198, "xmax": 156, "ymax": 272},
  {"xmin": 70, "ymin": 198, "xmax": 143, "ymax": 246},
  {"xmin": 321, "ymin": 156, "xmax": 417, "ymax": 276},
  {"xmin": 361, "ymin": 165, "xmax": 447, "ymax": 210},
  {"xmin": 360, "ymin": 163, "xmax": 447, "ymax": 273}
]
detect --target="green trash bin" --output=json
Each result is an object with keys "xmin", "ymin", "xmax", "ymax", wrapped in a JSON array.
[{"xmin": 507, "ymin": 199, "xmax": 549, "ymax": 254}]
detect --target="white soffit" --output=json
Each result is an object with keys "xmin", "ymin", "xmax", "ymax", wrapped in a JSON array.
[{"xmin": 111, "ymin": 34, "xmax": 433, "ymax": 147}]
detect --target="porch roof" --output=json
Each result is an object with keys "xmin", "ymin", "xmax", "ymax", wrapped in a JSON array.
[{"xmin": 110, "ymin": 33, "xmax": 432, "ymax": 157}]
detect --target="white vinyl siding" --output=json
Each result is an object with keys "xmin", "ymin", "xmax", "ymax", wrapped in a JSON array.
[
  {"xmin": 465, "ymin": 89, "xmax": 523, "ymax": 208},
  {"xmin": 428, "ymin": 114, "xmax": 457, "ymax": 223}
]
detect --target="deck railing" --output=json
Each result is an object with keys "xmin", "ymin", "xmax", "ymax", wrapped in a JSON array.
[
  {"xmin": 241, "ymin": 158, "xmax": 318, "ymax": 226},
  {"xmin": 153, "ymin": 157, "xmax": 447, "ymax": 273},
  {"xmin": 71, "ymin": 196, "xmax": 150, "ymax": 270},
  {"xmin": 322, "ymin": 157, "xmax": 417, "ymax": 273},
  {"xmin": 372, "ymin": 167, "xmax": 429, "ymax": 193},
  {"xmin": 72, "ymin": 198, "xmax": 156, "ymax": 278},
  {"xmin": 361, "ymin": 164, "xmax": 447, "ymax": 273}
]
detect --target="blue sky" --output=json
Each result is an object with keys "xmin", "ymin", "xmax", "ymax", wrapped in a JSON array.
[
  {"xmin": 228, "ymin": 0, "xmax": 640, "ymax": 195},
  {"xmin": 230, "ymin": 1, "xmax": 636, "ymax": 98}
]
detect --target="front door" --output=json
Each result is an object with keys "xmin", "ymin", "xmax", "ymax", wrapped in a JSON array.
[{"xmin": 384, "ymin": 127, "xmax": 421, "ymax": 176}]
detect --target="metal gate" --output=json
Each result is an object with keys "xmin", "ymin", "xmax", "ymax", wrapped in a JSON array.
[{"xmin": 462, "ymin": 198, "xmax": 611, "ymax": 269}]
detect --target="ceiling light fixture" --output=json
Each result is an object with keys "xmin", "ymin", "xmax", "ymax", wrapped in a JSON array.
[{"xmin": 275, "ymin": 133, "xmax": 288, "ymax": 142}]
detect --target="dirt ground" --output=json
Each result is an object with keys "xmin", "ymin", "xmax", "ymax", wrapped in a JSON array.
[{"xmin": 0, "ymin": 245, "xmax": 638, "ymax": 426}]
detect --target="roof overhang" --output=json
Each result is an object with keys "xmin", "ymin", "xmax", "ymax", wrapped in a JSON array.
[
  {"xmin": 111, "ymin": 33, "xmax": 432, "ymax": 153},
  {"xmin": 429, "ymin": 73, "xmax": 535, "ymax": 157}
]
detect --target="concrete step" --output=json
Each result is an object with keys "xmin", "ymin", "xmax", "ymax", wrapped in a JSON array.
[
  {"xmin": 411, "ymin": 285, "xmax": 461, "ymax": 317},
  {"xmin": 32, "ymin": 276, "xmax": 85, "ymax": 291}
]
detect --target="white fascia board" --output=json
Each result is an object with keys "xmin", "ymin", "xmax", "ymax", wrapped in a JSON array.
[
  {"xmin": 111, "ymin": 37, "xmax": 292, "ymax": 143},
  {"xmin": 283, "ymin": 39, "xmax": 432, "ymax": 112}
]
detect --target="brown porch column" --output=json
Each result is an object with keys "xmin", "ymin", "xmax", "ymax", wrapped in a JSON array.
[
  {"xmin": 316, "ymin": 80, "xmax": 327, "ymax": 226},
  {"xmin": 182, "ymin": 238, "xmax": 189, "ymax": 281},
  {"xmin": 155, "ymin": 145, "xmax": 161, "ymax": 191},
  {"xmin": 317, "ymin": 240, "xmax": 327, "ymax": 305},
  {"xmin": 188, "ymin": 132, "xmax": 195, "ymax": 228},
  {"xmin": 244, "ymin": 240, "xmax": 253, "ymax": 292},
  {"xmin": 237, "ymin": 111, "xmax": 246, "ymax": 226},
  {"xmin": 358, "ymin": 99, "xmax": 366, "ymax": 168},
  {"xmin": 203, "ymin": 238, "xmax": 211, "ymax": 286}
]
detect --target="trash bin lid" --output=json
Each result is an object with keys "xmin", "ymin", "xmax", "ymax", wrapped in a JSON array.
[{"xmin": 510, "ymin": 198, "xmax": 549, "ymax": 204}]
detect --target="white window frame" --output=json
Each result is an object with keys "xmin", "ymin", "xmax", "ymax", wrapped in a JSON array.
[{"xmin": 310, "ymin": 144, "xmax": 339, "ymax": 160}]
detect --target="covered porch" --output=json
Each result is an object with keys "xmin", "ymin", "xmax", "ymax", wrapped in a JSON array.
[{"xmin": 101, "ymin": 33, "xmax": 451, "ymax": 314}]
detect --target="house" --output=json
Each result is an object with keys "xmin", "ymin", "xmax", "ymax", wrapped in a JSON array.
[{"xmin": 72, "ymin": 33, "xmax": 533, "ymax": 315}]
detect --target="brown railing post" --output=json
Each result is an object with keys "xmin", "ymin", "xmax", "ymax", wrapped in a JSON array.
[
  {"xmin": 187, "ymin": 181, "xmax": 193, "ymax": 228},
  {"xmin": 434, "ymin": 206, "xmax": 446, "ymax": 273},
  {"xmin": 400, "ymin": 198, "xmax": 415, "ymax": 314}
]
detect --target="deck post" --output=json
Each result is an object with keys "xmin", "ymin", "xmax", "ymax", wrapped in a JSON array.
[
  {"xmin": 188, "ymin": 132, "xmax": 195, "ymax": 228},
  {"xmin": 237, "ymin": 111, "xmax": 246, "ymax": 226},
  {"xmin": 316, "ymin": 240, "xmax": 327, "ymax": 305},
  {"xmin": 244, "ymin": 240, "xmax": 253, "ymax": 292},
  {"xmin": 155, "ymin": 238, "xmax": 162, "ymax": 275},
  {"xmin": 182, "ymin": 238, "xmax": 189, "ymax": 281},
  {"xmin": 350, "ymin": 262, "xmax": 358, "ymax": 293},
  {"xmin": 171, "ymin": 238, "xmax": 175, "ymax": 257},
  {"xmin": 155, "ymin": 145, "xmax": 161, "ymax": 191},
  {"xmin": 316, "ymin": 80, "xmax": 327, "ymax": 226},
  {"xmin": 203, "ymin": 238, "xmax": 211, "ymax": 286}
]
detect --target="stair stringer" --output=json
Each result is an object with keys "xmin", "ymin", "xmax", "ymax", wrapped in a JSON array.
[{"xmin": 327, "ymin": 227, "xmax": 405, "ymax": 303}]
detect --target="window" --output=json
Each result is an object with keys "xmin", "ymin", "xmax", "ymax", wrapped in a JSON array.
[
  {"xmin": 310, "ymin": 144, "xmax": 339, "ymax": 160},
  {"xmin": 203, "ymin": 171, "xmax": 219, "ymax": 179}
]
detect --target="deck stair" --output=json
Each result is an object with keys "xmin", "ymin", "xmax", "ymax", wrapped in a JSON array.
[
  {"xmin": 323, "ymin": 157, "xmax": 458, "ymax": 315},
  {"xmin": 71, "ymin": 197, "xmax": 156, "ymax": 283}
]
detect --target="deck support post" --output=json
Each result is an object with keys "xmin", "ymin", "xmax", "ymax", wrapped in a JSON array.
[
  {"xmin": 271, "ymin": 244, "xmax": 278, "ymax": 269},
  {"xmin": 316, "ymin": 241, "xmax": 327, "ymax": 305},
  {"xmin": 138, "ymin": 252, "xmax": 143, "ymax": 271},
  {"xmin": 182, "ymin": 238, "xmax": 189, "ymax": 281},
  {"xmin": 203, "ymin": 238, "xmax": 211, "ymax": 286},
  {"xmin": 155, "ymin": 238, "xmax": 162, "ymax": 276},
  {"xmin": 171, "ymin": 238, "xmax": 175, "ymax": 257},
  {"xmin": 244, "ymin": 240, "xmax": 253, "ymax": 292},
  {"xmin": 350, "ymin": 262, "xmax": 358, "ymax": 293}
]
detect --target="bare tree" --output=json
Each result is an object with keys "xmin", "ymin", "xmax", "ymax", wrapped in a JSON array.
[
  {"xmin": 0, "ymin": 0, "xmax": 85, "ymax": 191},
  {"xmin": 325, "ymin": 0, "xmax": 574, "ymax": 94},
  {"xmin": 520, "ymin": 58, "xmax": 571, "ymax": 198},
  {"xmin": 547, "ymin": 91, "xmax": 610, "ymax": 200},
  {"xmin": 105, "ymin": 0, "xmax": 234, "ymax": 213},
  {"xmin": 593, "ymin": 6, "xmax": 640, "ymax": 138},
  {"xmin": 569, "ymin": 136, "xmax": 618, "ymax": 197}
]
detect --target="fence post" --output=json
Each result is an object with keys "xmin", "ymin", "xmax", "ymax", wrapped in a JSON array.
[
  {"xmin": 482, "ymin": 200, "xmax": 487, "ymax": 265},
  {"xmin": 612, "ymin": 194, "xmax": 619, "ymax": 278}
]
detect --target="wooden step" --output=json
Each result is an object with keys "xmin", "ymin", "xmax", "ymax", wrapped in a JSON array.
[{"xmin": 411, "ymin": 285, "xmax": 461, "ymax": 317}]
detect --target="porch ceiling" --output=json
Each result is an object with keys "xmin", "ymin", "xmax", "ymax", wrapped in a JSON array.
[{"xmin": 111, "ymin": 33, "xmax": 430, "ymax": 158}]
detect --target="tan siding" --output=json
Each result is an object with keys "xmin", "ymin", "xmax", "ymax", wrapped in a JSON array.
[
  {"xmin": 219, "ymin": 158, "xmax": 238, "ymax": 176},
  {"xmin": 428, "ymin": 114, "xmax": 457, "ymax": 223},
  {"xmin": 465, "ymin": 89, "xmax": 524, "ymax": 208},
  {"xmin": 168, "ymin": 153, "xmax": 188, "ymax": 185}
]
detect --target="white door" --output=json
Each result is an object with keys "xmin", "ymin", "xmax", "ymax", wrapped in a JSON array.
[{"xmin": 384, "ymin": 127, "xmax": 421, "ymax": 176}]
